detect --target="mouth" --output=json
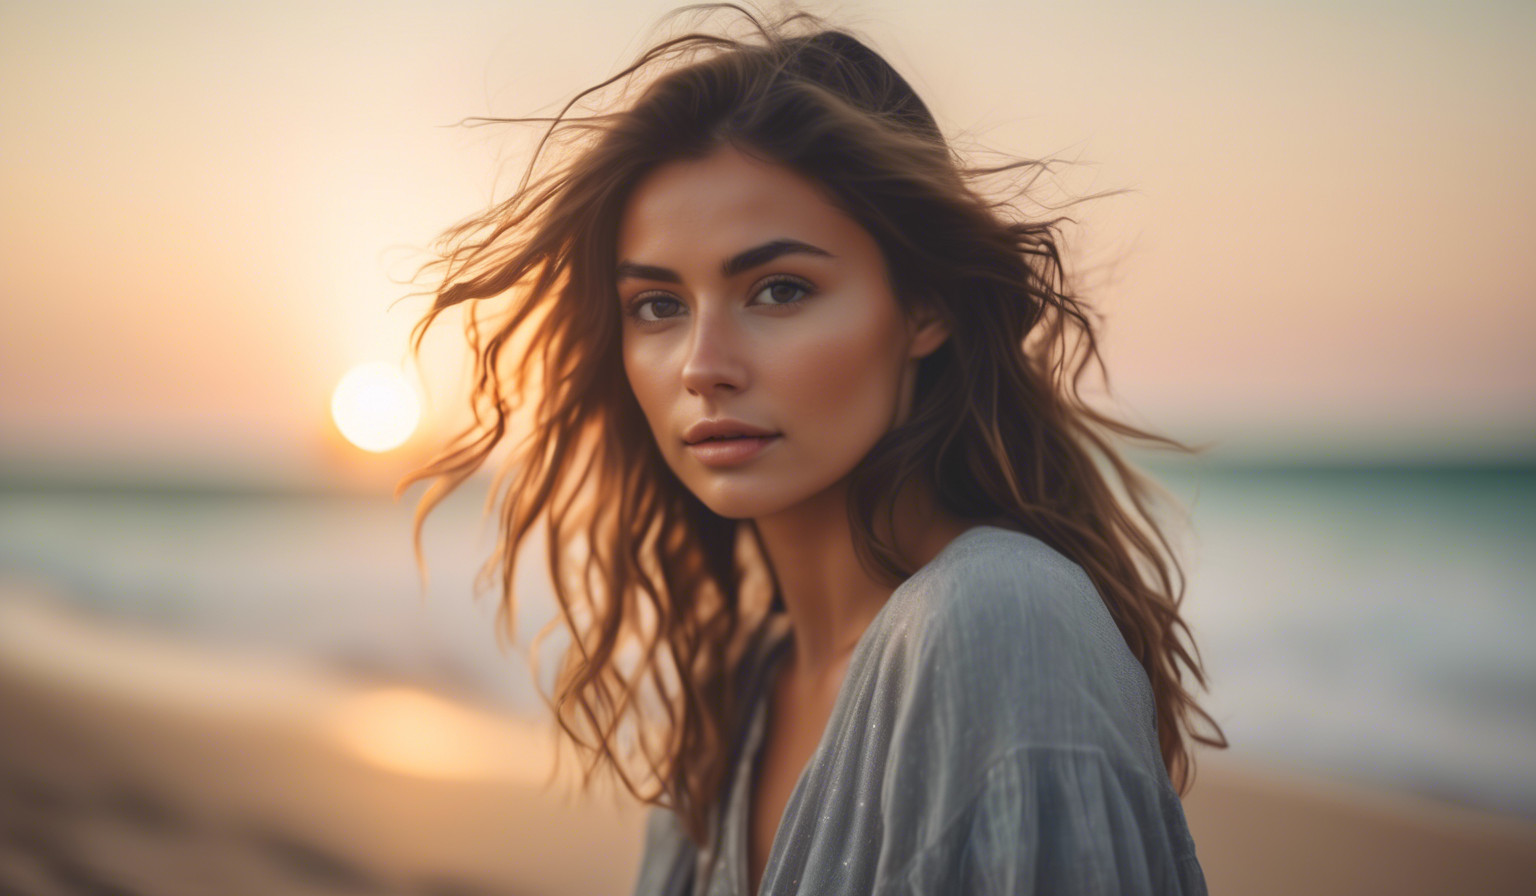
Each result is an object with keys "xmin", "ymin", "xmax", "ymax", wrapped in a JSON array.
[
  {"xmin": 684, "ymin": 433, "xmax": 778, "ymax": 445},
  {"xmin": 682, "ymin": 419, "xmax": 780, "ymax": 446},
  {"xmin": 683, "ymin": 432, "xmax": 781, "ymax": 467}
]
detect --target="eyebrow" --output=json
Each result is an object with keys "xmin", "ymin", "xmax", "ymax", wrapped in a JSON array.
[{"xmin": 615, "ymin": 239, "xmax": 833, "ymax": 284}]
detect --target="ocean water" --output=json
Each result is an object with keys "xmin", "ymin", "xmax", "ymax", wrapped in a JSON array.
[
  {"xmin": 1157, "ymin": 462, "xmax": 1536, "ymax": 820},
  {"xmin": 2, "ymin": 462, "xmax": 1533, "ymax": 821}
]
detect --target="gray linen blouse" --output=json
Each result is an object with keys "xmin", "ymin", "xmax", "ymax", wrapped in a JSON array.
[{"xmin": 630, "ymin": 525, "xmax": 1207, "ymax": 895}]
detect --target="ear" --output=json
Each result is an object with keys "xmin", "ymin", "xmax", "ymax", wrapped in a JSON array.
[{"xmin": 907, "ymin": 304, "xmax": 950, "ymax": 360}]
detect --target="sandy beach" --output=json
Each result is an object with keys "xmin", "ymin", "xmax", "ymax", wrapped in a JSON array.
[{"xmin": 3, "ymin": 592, "xmax": 1533, "ymax": 895}]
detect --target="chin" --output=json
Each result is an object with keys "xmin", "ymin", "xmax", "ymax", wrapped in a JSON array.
[
  {"xmin": 664, "ymin": 446, "xmax": 859, "ymax": 523},
  {"xmin": 688, "ymin": 486, "xmax": 792, "ymax": 522},
  {"xmin": 680, "ymin": 468, "xmax": 848, "ymax": 523}
]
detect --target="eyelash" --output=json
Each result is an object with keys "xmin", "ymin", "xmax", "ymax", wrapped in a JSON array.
[
  {"xmin": 750, "ymin": 274, "xmax": 815, "ymax": 306},
  {"xmin": 626, "ymin": 294, "xmax": 684, "ymax": 323},
  {"xmin": 623, "ymin": 275, "xmax": 816, "ymax": 323}
]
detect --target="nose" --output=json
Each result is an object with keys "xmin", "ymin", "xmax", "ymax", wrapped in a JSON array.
[{"xmin": 679, "ymin": 306, "xmax": 748, "ymax": 398}]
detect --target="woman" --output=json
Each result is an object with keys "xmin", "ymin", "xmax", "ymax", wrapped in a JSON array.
[{"xmin": 409, "ymin": 7, "xmax": 1224, "ymax": 894}]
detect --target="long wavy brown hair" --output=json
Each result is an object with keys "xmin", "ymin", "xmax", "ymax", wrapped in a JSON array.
[{"xmin": 407, "ymin": 4, "xmax": 1225, "ymax": 845}]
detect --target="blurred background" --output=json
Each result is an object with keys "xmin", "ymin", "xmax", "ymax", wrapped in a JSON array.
[{"xmin": 2, "ymin": 1, "xmax": 1533, "ymax": 894}]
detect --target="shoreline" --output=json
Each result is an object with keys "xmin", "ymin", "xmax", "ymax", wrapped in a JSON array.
[{"xmin": 4, "ymin": 593, "xmax": 1533, "ymax": 894}]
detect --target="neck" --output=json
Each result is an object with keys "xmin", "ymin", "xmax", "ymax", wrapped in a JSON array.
[{"xmin": 751, "ymin": 478, "xmax": 969, "ymax": 677}]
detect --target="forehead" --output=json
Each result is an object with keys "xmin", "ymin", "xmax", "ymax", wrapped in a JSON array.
[{"xmin": 616, "ymin": 146, "xmax": 865, "ymax": 263}]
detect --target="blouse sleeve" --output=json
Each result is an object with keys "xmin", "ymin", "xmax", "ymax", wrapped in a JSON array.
[
  {"xmin": 870, "ymin": 531, "xmax": 1207, "ymax": 894},
  {"xmin": 881, "ymin": 744, "xmax": 1205, "ymax": 894}
]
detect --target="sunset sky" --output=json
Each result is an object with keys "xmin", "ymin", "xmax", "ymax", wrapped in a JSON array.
[{"xmin": 2, "ymin": 0, "xmax": 1532, "ymax": 484}]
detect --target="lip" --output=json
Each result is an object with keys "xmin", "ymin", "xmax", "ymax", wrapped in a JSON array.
[
  {"xmin": 683, "ymin": 419, "xmax": 780, "ymax": 445},
  {"xmin": 685, "ymin": 433, "xmax": 780, "ymax": 467},
  {"xmin": 681, "ymin": 419, "xmax": 781, "ymax": 469}
]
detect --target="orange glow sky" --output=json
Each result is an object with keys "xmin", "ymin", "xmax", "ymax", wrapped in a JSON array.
[{"xmin": 2, "ymin": 1, "xmax": 1532, "ymax": 482}]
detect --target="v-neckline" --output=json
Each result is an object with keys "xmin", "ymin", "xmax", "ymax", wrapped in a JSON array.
[
  {"xmin": 734, "ymin": 628, "xmax": 791, "ymax": 896},
  {"xmin": 726, "ymin": 525, "xmax": 994, "ymax": 896}
]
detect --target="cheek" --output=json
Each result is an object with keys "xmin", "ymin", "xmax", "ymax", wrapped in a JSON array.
[
  {"xmin": 775, "ymin": 304, "xmax": 907, "ymax": 436},
  {"xmin": 622, "ymin": 340, "xmax": 672, "ymax": 436}
]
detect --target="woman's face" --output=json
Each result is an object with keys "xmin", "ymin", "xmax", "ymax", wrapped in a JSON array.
[{"xmin": 617, "ymin": 146, "xmax": 946, "ymax": 520}]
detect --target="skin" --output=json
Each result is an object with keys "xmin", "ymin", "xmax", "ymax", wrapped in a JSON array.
[{"xmin": 616, "ymin": 145, "xmax": 970, "ymax": 894}]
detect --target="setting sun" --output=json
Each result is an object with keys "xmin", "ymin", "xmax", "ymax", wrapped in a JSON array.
[{"xmin": 330, "ymin": 362, "xmax": 420, "ymax": 453}]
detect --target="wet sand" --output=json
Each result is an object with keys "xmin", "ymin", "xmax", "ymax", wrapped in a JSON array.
[{"xmin": 3, "ymin": 592, "xmax": 1533, "ymax": 895}]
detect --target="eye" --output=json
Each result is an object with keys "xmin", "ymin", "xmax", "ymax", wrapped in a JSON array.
[
  {"xmin": 749, "ymin": 276, "xmax": 814, "ymax": 307},
  {"xmin": 629, "ymin": 293, "xmax": 685, "ymax": 323}
]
